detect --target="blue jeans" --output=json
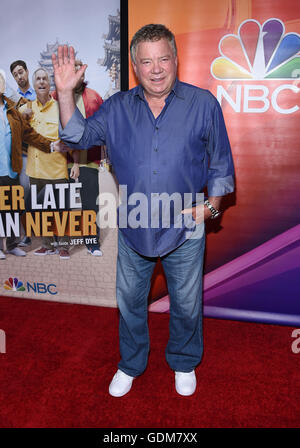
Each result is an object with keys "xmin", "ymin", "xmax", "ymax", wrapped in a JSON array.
[{"xmin": 116, "ymin": 226, "xmax": 205, "ymax": 377}]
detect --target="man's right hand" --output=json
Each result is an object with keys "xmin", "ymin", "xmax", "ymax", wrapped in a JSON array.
[
  {"xmin": 52, "ymin": 140, "xmax": 70, "ymax": 153},
  {"xmin": 52, "ymin": 45, "xmax": 87, "ymax": 93}
]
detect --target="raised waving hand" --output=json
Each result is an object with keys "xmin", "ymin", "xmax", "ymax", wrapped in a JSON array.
[
  {"xmin": 52, "ymin": 45, "xmax": 86, "ymax": 92},
  {"xmin": 52, "ymin": 45, "xmax": 87, "ymax": 128}
]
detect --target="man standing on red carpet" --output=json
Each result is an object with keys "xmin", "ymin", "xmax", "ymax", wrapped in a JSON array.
[{"xmin": 52, "ymin": 24, "xmax": 235, "ymax": 397}]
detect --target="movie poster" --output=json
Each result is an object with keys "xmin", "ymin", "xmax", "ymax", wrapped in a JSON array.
[{"xmin": 0, "ymin": 0, "xmax": 120, "ymax": 306}]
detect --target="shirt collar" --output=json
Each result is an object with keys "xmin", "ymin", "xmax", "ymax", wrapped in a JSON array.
[
  {"xmin": 1, "ymin": 98, "xmax": 8, "ymax": 111},
  {"xmin": 171, "ymin": 78, "xmax": 185, "ymax": 100},
  {"xmin": 133, "ymin": 78, "xmax": 185, "ymax": 101},
  {"xmin": 17, "ymin": 85, "xmax": 34, "ymax": 96},
  {"xmin": 134, "ymin": 84, "xmax": 145, "ymax": 100},
  {"xmin": 36, "ymin": 96, "xmax": 55, "ymax": 110}
]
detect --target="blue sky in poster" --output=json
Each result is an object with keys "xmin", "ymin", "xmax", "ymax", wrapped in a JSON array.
[{"xmin": 1, "ymin": 0, "xmax": 120, "ymax": 97}]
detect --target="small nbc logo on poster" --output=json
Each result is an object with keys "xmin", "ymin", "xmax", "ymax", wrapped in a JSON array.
[
  {"xmin": 4, "ymin": 277, "xmax": 26, "ymax": 292},
  {"xmin": 211, "ymin": 18, "xmax": 300, "ymax": 80}
]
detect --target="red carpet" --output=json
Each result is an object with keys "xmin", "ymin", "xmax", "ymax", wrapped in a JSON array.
[{"xmin": 0, "ymin": 296, "xmax": 299, "ymax": 428}]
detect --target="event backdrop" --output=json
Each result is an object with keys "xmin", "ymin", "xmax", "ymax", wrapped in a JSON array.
[
  {"xmin": 1, "ymin": 0, "xmax": 120, "ymax": 307},
  {"xmin": 1, "ymin": 0, "xmax": 299, "ymax": 327},
  {"xmin": 128, "ymin": 0, "xmax": 300, "ymax": 326}
]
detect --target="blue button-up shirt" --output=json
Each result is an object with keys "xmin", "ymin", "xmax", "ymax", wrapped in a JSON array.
[
  {"xmin": 17, "ymin": 86, "xmax": 36, "ymax": 101},
  {"xmin": 60, "ymin": 79, "xmax": 234, "ymax": 257},
  {"xmin": 0, "ymin": 100, "xmax": 17, "ymax": 179}
]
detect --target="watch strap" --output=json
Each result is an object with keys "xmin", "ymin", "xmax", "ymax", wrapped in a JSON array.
[{"xmin": 204, "ymin": 199, "xmax": 221, "ymax": 219}]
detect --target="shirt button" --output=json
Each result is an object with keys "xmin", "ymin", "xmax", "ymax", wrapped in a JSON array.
[
  {"xmin": 154, "ymin": 148, "xmax": 158, "ymax": 152},
  {"xmin": 153, "ymin": 170, "xmax": 157, "ymax": 175}
]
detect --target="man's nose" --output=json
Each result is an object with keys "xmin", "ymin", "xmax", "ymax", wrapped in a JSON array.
[{"xmin": 152, "ymin": 61, "xmax": 162, "ymax": 73}]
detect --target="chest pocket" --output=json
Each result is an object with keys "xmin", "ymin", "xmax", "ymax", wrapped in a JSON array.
[{"xmin": 44, "ymin": 118, "xmax": 58, "ymax": 139}]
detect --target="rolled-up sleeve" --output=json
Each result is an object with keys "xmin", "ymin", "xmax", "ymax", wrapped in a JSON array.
[
  {"xmin": 206, "ymin": 99, "xmax": 235, "ymax": 196},
  {"xmin": 59, "ymin": 103, "xmax": 107, "ymax": 149}
]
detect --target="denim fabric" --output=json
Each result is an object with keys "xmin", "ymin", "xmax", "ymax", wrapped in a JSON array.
[{"xmin": 117, "ymin": 225, "xmax": 205, "ymax": 377}]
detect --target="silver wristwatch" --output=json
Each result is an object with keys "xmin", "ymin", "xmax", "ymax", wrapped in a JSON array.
[{"xmin": 204, "ymin": 200, "xmax": 221, "ymax": 219}]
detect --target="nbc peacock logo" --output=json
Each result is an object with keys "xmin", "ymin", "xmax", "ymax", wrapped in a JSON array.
[
  {"xmin": 4, "ymin": 277, "xmax": 26, "ymax": 292},
  {"xmin": 211, "ymin": 18, "xmax": 300, "ymax": 80}
]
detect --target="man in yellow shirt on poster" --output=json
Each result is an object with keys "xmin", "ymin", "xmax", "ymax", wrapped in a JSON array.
[{"xmin": 20, "ymin": 68, "xmax": 78, "ymax": 259}]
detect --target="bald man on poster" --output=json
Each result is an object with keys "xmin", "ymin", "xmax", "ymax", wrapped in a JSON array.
[{"xmin": 52, "ymin": 24, "xmax": 234, "ymax": 397}]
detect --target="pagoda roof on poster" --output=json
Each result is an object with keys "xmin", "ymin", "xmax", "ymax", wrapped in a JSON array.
[
  {"xmin": 108, "ymin": 12, "xmax": 120, "ymax": 24},
  {"xmin": 104, "ymin": 11, "xmax": 120, "ymax": 40},
  {"xmin": 104, "ymin": 41, "xmax": 120, "ymax": 52},
  {"xmin": 40, "ymin": 41, "xmax": 76, "ymax": 58}
]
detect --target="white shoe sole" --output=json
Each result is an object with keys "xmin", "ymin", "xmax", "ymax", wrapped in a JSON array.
[
  {"xmin": 109, "ymin": 385, "xmax": 133, "ymax": 397},
  {"xmin": 88, "ymin": 250, "xmax": 103, "ymax": 257},
  {"xmin": 7, "ymin": 252, "xmax": 26, "ymax": 257}
]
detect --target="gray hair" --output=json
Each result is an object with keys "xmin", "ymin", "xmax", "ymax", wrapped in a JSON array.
[
  {"xmin": 32, "ymin": 68, "xmax": 50, "ymax": 85},
  {"xmin": 130, "ymin": 24, "xmax": 177, "ymax": 64}
]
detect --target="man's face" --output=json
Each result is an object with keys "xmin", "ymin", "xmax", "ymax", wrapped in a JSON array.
[
  {"xmin": 12, "ymin": 65, "xmax": 29, "ymax": 90},
  {"xmin": 132, "ymin": 38, "xmax": 177, "ymax": 100},
  {"xmin": 34, "ymin": 70, "xmax": 50, "ymax": 98}
]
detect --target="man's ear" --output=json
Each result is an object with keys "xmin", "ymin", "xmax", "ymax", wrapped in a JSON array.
[{"xmin": 132, "ymin": 62, "xmax": 137, "ymax": 76}]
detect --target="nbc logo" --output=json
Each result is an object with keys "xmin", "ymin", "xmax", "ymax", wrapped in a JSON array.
[
  {"xmin": 4, "ymin": 277, "xmax": 25, "ymax": 292},
  {"xmin": 3, "ymin": 277, "xmax": 57, "ymax": 295},
  {"xmin": 211, "ymin": 18, "xmax": 300, "ymax": 80},
  {"xmin": 211, "ymin": 18, "xmax": 300, "ymax": 114}
]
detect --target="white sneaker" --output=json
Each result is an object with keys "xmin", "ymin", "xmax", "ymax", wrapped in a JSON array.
[
  {"xmin": 7, "ymin": 247, "xmax": 26, "ymax": 257},
  {"xmin": 88, "ymin": 247, "xmax": 103, "ymax": 257},
  {"xmin": 109, "ymin": 369, "xmax": 135, "ymax": 397},
  {"xmin": 0, "ymin": 250, "xmax": 6, "ymax": 260},
  {"xmin": 175, "ymin": 370, "xmax": 196, "ymax": 396}
]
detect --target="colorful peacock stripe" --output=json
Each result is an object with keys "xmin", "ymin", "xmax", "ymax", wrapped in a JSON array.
[
  {"xmin": 4, "ymin": 277, "xmax": 26, "ymax": 292},
  {"xmin": 211, "ymin": 18, "xmax": 300, "ymax": 80}
]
